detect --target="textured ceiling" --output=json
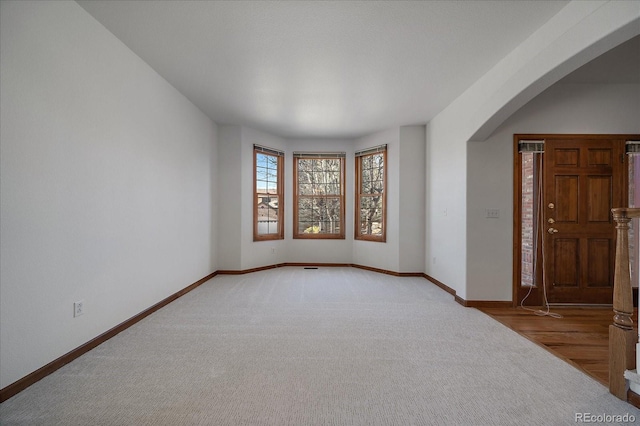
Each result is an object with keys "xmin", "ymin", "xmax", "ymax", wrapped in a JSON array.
[{"xmin": 78, "ymin": 0, "xmax": 575, "ymax": 139}]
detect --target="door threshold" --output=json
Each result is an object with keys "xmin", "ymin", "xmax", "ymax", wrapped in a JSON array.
[{"xmin": 547, "ymin": 303, "xmax": 613, "ymax": 308}]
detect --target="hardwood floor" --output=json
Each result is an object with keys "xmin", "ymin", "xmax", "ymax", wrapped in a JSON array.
[{"xmin": 478, "ymin": 306, "xmax": 638, "ymax": 387}]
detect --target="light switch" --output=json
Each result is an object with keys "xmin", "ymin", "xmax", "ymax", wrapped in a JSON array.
[{"xmin": 486, "ymin": 209, "xmax": 500, "ymax": 218}]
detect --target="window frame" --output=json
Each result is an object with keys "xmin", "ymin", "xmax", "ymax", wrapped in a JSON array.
[
  {"xmin": 355, "ymin": 146, "xmax": 387, "ymax": 242},
  {"xmin": 253, "ymin": 145, "xmax": 284, "ymax": 241},
  {"xmin": 293, "ymin": 153, "xmax": 346, "ymax": 240}
]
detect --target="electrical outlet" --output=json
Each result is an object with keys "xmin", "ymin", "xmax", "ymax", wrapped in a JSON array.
[
  {"xmin": 271, "ymin": 247, "xmax": 276, "ymax": 255},
  {"xmin": 74, "ymin": 301, "xmax": 84, "ymax": 317}
]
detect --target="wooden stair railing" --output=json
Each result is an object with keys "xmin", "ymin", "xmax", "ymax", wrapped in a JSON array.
[{"xmin": 610, "ymin": 207, "xmax": 640, "ymax": 400}]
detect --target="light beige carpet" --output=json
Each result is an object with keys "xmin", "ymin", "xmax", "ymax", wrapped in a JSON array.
[{"xmin": 1, "ymin": 267, "xmax": 638, "ymax": 425}]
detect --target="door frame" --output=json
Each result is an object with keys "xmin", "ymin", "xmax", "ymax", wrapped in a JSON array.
[{"xmin": 512, "ymin": 134, "xmax": 639, "ymax": 306}]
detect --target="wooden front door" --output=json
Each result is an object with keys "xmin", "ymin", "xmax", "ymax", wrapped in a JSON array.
[{"xmin": 543, "ymin": 137, "xmax": 625, "ymax": 304}]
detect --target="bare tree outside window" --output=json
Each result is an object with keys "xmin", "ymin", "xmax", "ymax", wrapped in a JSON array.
[
  {"xmin": 355, "ymin": 148, "xmax": 386, "ymax": 242},
  {"xmin": 294, "ymin": 154, "xmax": 345, "ymax": 239}
]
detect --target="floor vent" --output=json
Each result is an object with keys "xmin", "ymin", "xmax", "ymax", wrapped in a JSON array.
[{"xmin": 304, "ymin": 267, "xmax": 318, "ymax": 270}]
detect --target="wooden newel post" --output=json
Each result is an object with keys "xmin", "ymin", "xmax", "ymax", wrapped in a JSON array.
[{"xmin": 610, "ymin": 208, "xmax": 637, "ymax": 399}]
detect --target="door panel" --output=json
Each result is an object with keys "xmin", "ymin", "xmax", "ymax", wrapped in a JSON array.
[
  {"xmin": 554, "ymin": 176, "xmax": 579, "ymax": 222},
  {"xmin": 552, "ymin": 238, "xmax": 579, "ymax": 287},
  {"xmin": 588, "ymin": 149, "xmax": 612, "ymax": 166},
  {"xmin": 543, "ymin": 138, "xmax": 624, "ymax": 304},
  {"xmin": 586, "ymin": 238, "xmax": 610, "ymax": 287},
  {"xmin": 556, "ymin": 149, "xmax": 579, "ymax": 166},
  {"xmin": 587, "ymin": 176, "xmax": 612, "ymax": 222}
]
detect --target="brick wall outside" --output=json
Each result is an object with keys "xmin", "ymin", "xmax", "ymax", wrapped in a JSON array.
[{"xmin": 521, "ymin": 153, "xmax": 535, "ymax": 287}]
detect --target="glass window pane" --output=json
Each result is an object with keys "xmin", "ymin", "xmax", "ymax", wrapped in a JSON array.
[
  {"xmin": 323, "ymin": 184, "xmax": 340, "ymax": 195},
  {"xmin": 256, "ymin": 167, "xmax": 268, "ymax": 181},
  {"xmin": 297, "ymin": 168, "xmax": 311, "ymax": 185},
  {"xmin": 299, "ymin": 221, "xmax": 317, "ymax": 233},
  {"xmin": 316, "ymin": 197, "xmax": 341, "ymax": 234},
  {"xmin": 356, "ymin": 152, "xmax": 385, "ymax": 240},
  {"xmin": 256, "ymin": 195, "xmax": 280, "ymax": 235},
  {"xmin": 256, "ymin": 153, "xmax": 268, "ymax": 168},
  {"xmin": 265, "ymin": 154, "xmax": 278, "ymax": 170},
  {"xmin": 298, "ymin": 181, "xmax": 314, "ymax": 195},
  {"xmin": 298, "ymin": 166, "xmax": 341, "ymax": 195},
  {"xmin": 360, "ymin": 196, "xmax": 383, "ymax": 235},
  {"xmin": 254, "ymin": 149, "xmax": 283, "ymax": 240},
  {"xmin": 362, "ymin": 155, "xmax": 373, "ymax": 170},
  {"xmin": 297, "ymin": 196, "xmax": 341, "ymax": 234},
  {"xmin": 311, "ymin": 171, "xmax": 324, "ymax": 184},
  {"xmin": 327, "ymin": 171, "xmax": 341, "ymax": 184},
  {"xmin": 295, "ymin": 156, "xmax": 344, "ymax": 238},
  {"xmin": 297, "ymin": 197, "xmax": 314, "ymax": 222}
]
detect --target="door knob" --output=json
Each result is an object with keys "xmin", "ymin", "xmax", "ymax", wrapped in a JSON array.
[
  {"xmin": 548, "ymin": 203, "xmax": 555, "ymax": 209},
  {"xmin": 548, "ymin": 228, "xmax": 559, "ymax": 234},
  {"xmin": 548, "ymin": 218, "xmax": 555, "ymax": 224}
]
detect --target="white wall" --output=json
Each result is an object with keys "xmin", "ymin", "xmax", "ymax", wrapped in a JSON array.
[
  {"xmin": 217, "ymin": 125, "xmax": 290, "ymax": 270},
  {"xmin": 425, "ymin": 119, "xmax": 467, "ymax": 294},
  {"xmin": 240, "ymin": 127, "xmax": 288, "ymax": 269},
  {"xmin": 352, "ymin": 126, "xmax": 426, "ymax": 273},
  {"xmin": 467, "ymin": 83, "xmax": 640, "ymax": 301},
  {"xmin": 469, "ymin": 0, "xmax": 640, "ymax": 141},
  {"xmin": 425, "ymin": 0, "xmax": 639, "ymax": 300},
  {"xmin": 218, "ymin": 126, "xmax": 425, "ymax": 272},
  {"xmin": 399, "ymin": 126, "xmax": 426, "ymax": 272},
  {"xmin": 0, "ymin": 1, "xmax": 218, "ymax": 389},
  {"xmin": 4, "ymin": 0, "xmax": 635, "ymax": 393},
  {"xmin": 353, "ymin": 128, "xmax": 400, "ymax": 272},
  {"xmin": 217, "ymin": 126, "xmax": 243, "ymax": 270}
]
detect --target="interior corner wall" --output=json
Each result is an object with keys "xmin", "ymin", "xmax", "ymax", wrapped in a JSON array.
[
  {"xmin": 219, "ymin": 125, "xmax": 426, "ymax": 273},
  {"xmin": 352, "ymin": 128, "xmax": 401, "ymax": 272},
  {"xmin": 466, "ymin": 82, "xmax": 640, "ymax": 301},
  {"xmin": 399, "ymin": 126, "xmax": 426, "ymax": 273},
  {"xmin": 0, "ymin": 1, "xmax": 218, "ymax": 389},
  {"xmin": 239, "ymin": 127, "xmax": 288, "ymax": 270},
  {"xmin": 217, "ymin": 125, "xmax": 243, "ymax": 270},
  {"xmin": 231, "ymin": 125, "xmax": 425, "ymax": 272},
  {"xmin": 351, "ymin": 126, "xmax": 426, "ymax": 274},
  {"xmin": 425, "ymin": 119, "xmax": 468, "ymax": 297}
]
